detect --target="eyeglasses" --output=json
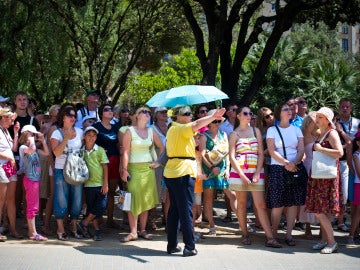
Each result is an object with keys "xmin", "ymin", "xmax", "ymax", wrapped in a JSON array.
[
  {"xmin": 65, "ymin": 113, "xmax": 76, "ymax": 118},
  {"xmin": 228, "ymin": 108, "xmax": 237, "ymax": 112},
  {"xmin": 103, "ymin": 107, "xmax": 112, "ymax": 112},
  {"xmin": 282, "ymin": 108, "xmax": 290, "ymax": 112},
  {"xmin": 199, "ymin": 109, "xmax": 208, "ymax": 114},
  {"xmin": 212, "ymin": 120, "xmax": 222, "ymax": 124},
  {"xmin": 139, "ymin": 110, "xmax": 151, "ymax": 116},
  {"xmin": 265, "ymin": 112, "xmax": 274, "ymax": 119},
  {"xmin": 181, "ymin": 112, "xmax": 192, "ymax": 116},
  {"xmin": 243, "ymin": 112, "xmax": 253, "ymax": 116},
  {"xmin": 297, "ymin": 100, "xmax": 307, "ymax": 105},
  {"xmin": 121, "ymin": 109, "xmax": 130, "ymax": 113}
]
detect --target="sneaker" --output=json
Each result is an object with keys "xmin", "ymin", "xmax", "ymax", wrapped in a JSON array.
[
  {"xmin": 247, "ymin": 224, "xmax": 255, "ymax": 233},
  {"xmin": 70, "ymin": 231, "xmax": 82, "ymax": 239},
  {"xmin": 93, "ymin": 230, "xmax": 102, "ymax": 241},
  {"xmin": 294, "ymin": 222, "xmax": 306, "ymax": 231}
]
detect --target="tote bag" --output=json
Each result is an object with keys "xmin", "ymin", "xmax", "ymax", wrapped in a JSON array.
[{"xmin": 311, "ymin": 130, "xmax": 337, "ymax": 179}]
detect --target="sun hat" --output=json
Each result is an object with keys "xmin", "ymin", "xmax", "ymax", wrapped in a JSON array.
[
  {"xmin": 316, "ymin": 107, "xmax": 334, "ymax": 124},
  {"xmin": 84, "ymin": 126, "xmax": 99, "ymax": 135},
  {"xmin": 21, "ymin": 125, "xmax": 39, "ymax": 134}
]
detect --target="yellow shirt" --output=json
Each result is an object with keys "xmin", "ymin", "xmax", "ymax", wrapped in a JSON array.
[{"xmin": 164, "ymin": 122, "xmax": 197, "ymax": 178}]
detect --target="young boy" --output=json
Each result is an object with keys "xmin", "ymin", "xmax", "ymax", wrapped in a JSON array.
[{"xmin": 77, "ymin": 126, "xmax": 109, "ymax": 241}]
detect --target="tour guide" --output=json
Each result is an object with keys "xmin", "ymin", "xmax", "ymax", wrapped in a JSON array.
[{"xmin": 163, "ymin": 105, "xmax": 226, "ymax": 257}]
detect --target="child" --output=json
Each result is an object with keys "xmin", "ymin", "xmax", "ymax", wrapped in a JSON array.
[
  {"xmin": 193, "ymin": 133, "xmax": 207, "ymax": 242},
  {"xmin": 18, "ymin": 125, "xmax": 49, "ymax": 241},
  {"xmin": 77, "ymin": 126, "xmax": 109, "ymax": 241},
  {"xmin": 348, "ymin": 132, "xmax": 360, "ymax": 245}
]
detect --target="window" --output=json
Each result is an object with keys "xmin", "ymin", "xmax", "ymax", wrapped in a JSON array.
[
  {"xmin": 342, "ymin": 39, "xmax": 349, "ymax": 51},
  {"xmin": 342, "ymin": 24, "xmax": 348, "ymax": 34}
]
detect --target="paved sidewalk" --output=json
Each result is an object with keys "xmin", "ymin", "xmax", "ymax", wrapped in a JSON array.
[{"xmin": 1, "ymin": 199, "xmax": 359, "ymax": 269}]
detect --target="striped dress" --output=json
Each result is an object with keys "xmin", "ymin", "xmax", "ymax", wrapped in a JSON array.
[{"xmin": 228, "ymin": 134, "xmax": 265, "ymax": 191}]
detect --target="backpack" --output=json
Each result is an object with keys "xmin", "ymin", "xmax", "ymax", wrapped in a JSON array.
[{"xmin": 58, "ymin": 128, "xmax": 89, "ymax": 185}]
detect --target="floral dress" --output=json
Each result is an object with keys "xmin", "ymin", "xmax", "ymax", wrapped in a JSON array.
[{"xmin": 305, "ymin": 139, "xmax": 344, "ymax": 216}]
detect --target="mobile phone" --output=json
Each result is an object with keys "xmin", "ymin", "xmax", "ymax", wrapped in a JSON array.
[{"xmin": 127, "ymin": 175, "xmax": 131, "ymax": 182}]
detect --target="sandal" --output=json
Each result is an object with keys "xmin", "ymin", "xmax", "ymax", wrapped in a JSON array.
[
  {"xmin": 57, "ymin": 232, "xmax": 68, "ymax": 241},
  {"xmin": 120, "ymin": 233, "xmax": 138, "ymax": 243},
  {"xmin": 29, "ymin": 234, "xmax": 48, "ymax": 241},
  {"xmin": 139, "ymin": 230, "xmax": 153, "ymax": 240},
  {"xmin": 241, "ymin": 235, "xmax": 252, "ymax": 245},
  {"xmin": 10, "ymin": 233, "xmax": 24, "ymax": 239},
  {"xmin": 208, "ymin": 228, "xmax": 216, "ymax": 236},
  {"xmin": 265, "ymin": 238, "xmax": 282, "ymax": 248},
  {"xmin": 0, "ymin": 233, "xmax": 7, "ymax": 242},
  {"xmin": 285, "ymin": 237, "xmax": 296, "ymax": 246}
]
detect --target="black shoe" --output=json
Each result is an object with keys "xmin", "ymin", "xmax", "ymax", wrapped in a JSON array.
[
  {"xmin": 183, "ymin": 248, "xmax": 198, "ymax": 257},
  {"xmin": 167, "ymin": 246, "xmax": 182, "ymax": 254}
]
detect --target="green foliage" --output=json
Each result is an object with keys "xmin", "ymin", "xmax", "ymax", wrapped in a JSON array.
[{"xmin": 122, "ymin": 48, "xmax": 203, "ymax": 105}]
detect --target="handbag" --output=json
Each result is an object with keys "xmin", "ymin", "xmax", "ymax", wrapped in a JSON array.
[
  {"xmin": 311, "ymin": 130, "xmax": 337, "ymax": 179},
  {"xmin": 204, "ymin": 132, "xmax": 229, "ymax": 166},
  {"xmin": 2, "ymin": 161, "xmax": 17, "ymax": 178},
  {"xmin": 117, "ymin": 190, "xmax": 131, "ymax": 211},
  {"xmin": 275, "ymin": 125, "xmax": 307, "ymax": 186},
  {"xmin": 58, "ymin": 128, "xmax": 89, "ymax": 185}
]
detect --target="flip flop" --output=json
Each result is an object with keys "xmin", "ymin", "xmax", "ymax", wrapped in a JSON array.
[
  {"xmin": 120, "ymin": 233, "xmax": 138, "ymax": 243},
  {"xmin": 29, "ymin": 234, "xmax": 48, "ymax": 241}
]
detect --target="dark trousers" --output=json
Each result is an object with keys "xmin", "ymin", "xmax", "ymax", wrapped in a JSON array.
[{"xmin": 164, "ymin": 175, "xmax": 195, "ymax": 251}]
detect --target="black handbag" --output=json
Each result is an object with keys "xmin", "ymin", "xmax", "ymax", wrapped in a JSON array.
[{"xmin": 275, "ymin": 125, "xmax": 307, "ymax": 186}]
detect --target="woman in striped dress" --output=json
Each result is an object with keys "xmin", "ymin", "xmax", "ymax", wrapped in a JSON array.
[{"xmin": 228, "ymin": 107, "xmax": 281, "ymax": 248}]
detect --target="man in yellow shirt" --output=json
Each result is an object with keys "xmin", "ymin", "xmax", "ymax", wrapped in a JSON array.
[{"xmin": 164, "ymin": 105, "xmax": 225, "ymax": 257}]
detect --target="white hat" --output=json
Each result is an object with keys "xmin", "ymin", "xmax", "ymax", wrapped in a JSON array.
[
  {"xmin": 316, "ymin": 107, "xmax": 334, "ymax": 124},
  {"xmin": 21, "ymin": 125, "xmax": 39, "ymax": 134},
  {"xmin": 155, "ymin": 106, "xmax": 168, "ymax": 113},
  {"xmin": 82, "ymin": 115, "xmax": 97, "ymax": 124},
  {"xmin": 0, "ymin": 96, "xmax": 9, "ymax": 103},
  {"xmin": 84, "ymin": 126, "xmax": 98, "ymax": 135}
]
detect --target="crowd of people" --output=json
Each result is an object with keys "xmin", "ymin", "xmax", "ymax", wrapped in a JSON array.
[{"xmin": 0, "ymin": 91, "xmax": 359, "ymax": 257}]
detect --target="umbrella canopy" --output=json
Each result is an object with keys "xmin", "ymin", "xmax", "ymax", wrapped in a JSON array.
[{"xmin": 146, "ymin": 85, "xmax": 229, "ymax": 107}]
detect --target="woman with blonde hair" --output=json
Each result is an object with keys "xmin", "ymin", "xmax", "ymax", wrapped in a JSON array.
[
  {"xmin": 120, "ymin": 106, "xmax": 164, "ymax": 242},
  {"xmin": 0, "ymin": 107, "xmax": 20, "ymax": 240}
]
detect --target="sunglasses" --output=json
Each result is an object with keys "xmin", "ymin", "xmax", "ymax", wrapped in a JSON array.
[
  {"xmin": 243, "ymin": 111, "xmax": 253, "ymax": 116},
  {"xmin": 65, "ymin": 113, "xmax": 76, "ymax": 118},
  {"xmin": 212, "ymin": 120, "xmax": 222, "ymax": 124},
  {"xmin": 103, "ymin": 107, "xmax": 112, "ymax": 112},
  {"xmin": 297, "ymin": 100, "xmax": 307, "ymax": 105},
  {"xmin": 121, "ymin": 109, "xmax": 130, "ymax": 113},
  {"xmin": 139, "ymin": 110, "xmax": 151, "ymax": 116},
  {"xmin": 265, "ymin": 112, "xmax": 274, "ymax": 119},
  {"xmin": 199, "ymin": 109, "xmax": 208, "ymax": 114},
  {"xmin": 181, "ymin": 112, "xmax": 192, "ymax": 116},
  {"xmin": 282, "ymin": 108, "xmax": 290, "ymax": 112},
  {"xmin": 228, "ymin": 108, "xmax": 237, "ymax": 112}
]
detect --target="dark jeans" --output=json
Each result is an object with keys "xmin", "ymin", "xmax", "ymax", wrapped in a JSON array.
[
  {"xmin": 84, "ymin": 186, "xmax": 107, "ymax": 218},
  {"xmin": 164, "ymin": 175, "xmax": 195, "ymax": 251}
]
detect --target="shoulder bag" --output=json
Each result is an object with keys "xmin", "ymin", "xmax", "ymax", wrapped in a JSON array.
[
  {"xmin": 204, "ymin": 131, "xmax": 229, "ymax": 166},
  {"xmin": 275, "ymin": 125, "xmax": 307, "ymax": 186},
  {"xmin": 311, "ymin": 130, "xmax": 337, "ymax": 179}
]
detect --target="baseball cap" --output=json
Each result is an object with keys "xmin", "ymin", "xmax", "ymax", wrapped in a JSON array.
[
  {"xmin": 82, "ymin": 115, "xmax": 97, "ymax": 124},
  {"xmin": 0, "ymin": 96, "xmax": 9, "ymax": 103},
  {"xmin": 84, "ymin": 126, "xmax": 99, "ymax": 135},
  {"xmin": 85, "ymin": 89, "xmax": 101, "ymax": 97}
]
